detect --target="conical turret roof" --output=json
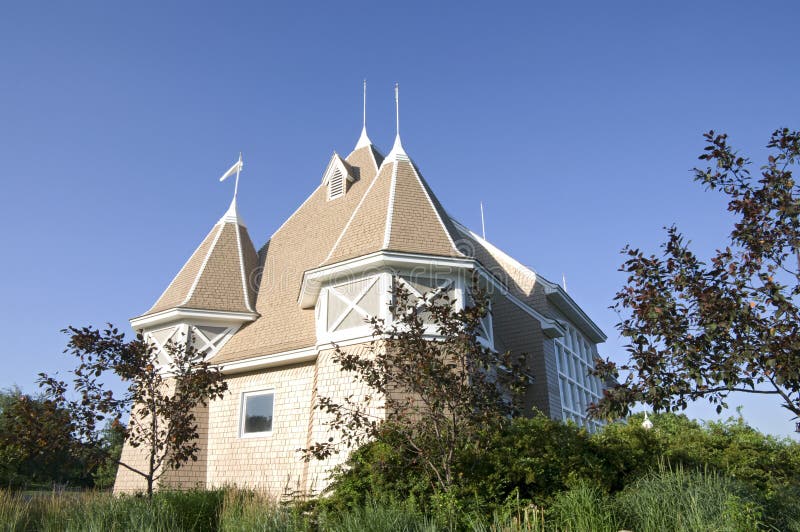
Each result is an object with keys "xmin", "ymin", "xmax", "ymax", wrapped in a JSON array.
[
  {"xmin": 322, "ymin": 138, "xmax": 463, "ymax": 266},
  {"xmin": 139, "ymin": 198, "xmax": 259, "ymax": 319}
]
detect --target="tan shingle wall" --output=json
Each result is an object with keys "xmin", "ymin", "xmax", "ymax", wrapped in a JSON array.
[
  {"xmin": 205, "ymin": 363, "xmax": 314, "ymax": 494},
  {"xmin": 206, "ymin": 343, "xmax": 380, "ymax": 497},
  {"xmin": 304, "ymin": 344, "xmax": 384, "ymax": 494}
]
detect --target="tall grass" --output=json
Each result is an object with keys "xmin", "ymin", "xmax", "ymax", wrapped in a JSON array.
[
  {"xmin": 217, "ymin": 489, "xmax": 308, "ymax": 532},
  {"xmin": 547, "ymin": 481, "xmax": 619, "ymax": 532},
  {"xmin": 0, "ymin": 470, "xmax": 781, "ymax": 532},
  {"xmin": 614, "ymin": 465, "xmax": 764, "ymax": 532}
]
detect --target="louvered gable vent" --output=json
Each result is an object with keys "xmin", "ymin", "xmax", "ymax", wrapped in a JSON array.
[
  {"xmin": 328, "ymin": 167, "xmax": 345, "ymax": 200},
  {"xmin": 322, "ymin": 153, "xmax": 356, "ymax": 202}
]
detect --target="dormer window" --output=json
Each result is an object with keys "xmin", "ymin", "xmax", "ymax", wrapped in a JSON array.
[
  {"xmin": 328, "ymin": 167, "xmax": 345, "ymax": 200},
  {"xmin": 322, "ymin": 153, "xmax": 356, "ymax": 202}
]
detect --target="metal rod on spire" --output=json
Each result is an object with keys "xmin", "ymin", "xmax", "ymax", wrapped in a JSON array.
[
  {"xmin": 395, "ymin": 82, "xmax": 400, "ymax": 137},
  {"xmin": 363, "ymin": 79, "xmax": 367, "ymax": 130},
  {"xmin": 234, "ymin": 152, "xmax": 242, "ymax": 200},
  {"xmin": 562, "ymin": 273, "xmax": 568, "ymax": 292},
  {"xmin": 480, "ymin": 201, "xmax": 486, "ymax": 240}
]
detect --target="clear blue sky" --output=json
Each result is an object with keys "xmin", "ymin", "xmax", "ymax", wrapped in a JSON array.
[{"xmin": 1, "ymin": 2, "xmax": 797, "ymax": 438}]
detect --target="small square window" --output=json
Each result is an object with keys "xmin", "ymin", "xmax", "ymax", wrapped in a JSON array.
[{"xmin": 241, "ymin": 390, "xmax": 274, "ymax": 437}]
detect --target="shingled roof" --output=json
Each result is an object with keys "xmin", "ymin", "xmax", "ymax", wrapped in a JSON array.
[
  {"xmin": 210, "ymin": 132, "xmax": 470, "ymax": 365},
  {"xmin": 322, "ymin": 136, "xmax": 464, "ymax": 266},
  {"xmin": 138, "ymin": 199, "xmax": 259, "ymax": 319},
  {"xmin": 209, "ymin": 141, "xmax": 385, "ymax": 363}
]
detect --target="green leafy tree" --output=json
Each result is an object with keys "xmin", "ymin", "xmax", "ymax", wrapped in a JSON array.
[
  {"xmin": 304, "ymin": 281, "xmax": 531, "ymax": 492},
  {"xmin": 593, "ymin": 129, "xmax": 800, "ymax": 425},
  {"xmin": 0, "ymin": 387, "xmax": 91, "ymax": 488},
  {"xmin": 92, "ymin": 420, "xmax": 126, "ymax": 490},
  {"xmin": 39, "ymin": 325, "xmax": 227, "ymax": 497}
]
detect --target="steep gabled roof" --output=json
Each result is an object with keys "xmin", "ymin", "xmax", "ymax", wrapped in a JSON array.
[{"xmin": 139, "ymin": 199, "xmax": 259, "ymax": 318}]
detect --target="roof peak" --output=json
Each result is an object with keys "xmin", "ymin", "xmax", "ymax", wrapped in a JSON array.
[
  {"xmin": 384, "ymin": 134, "xmax": 408, "ymax": 163},
  {"xmin": 355, "ymin": 125, "xmax": 372, "ymax": 150},
  {"xmin": 220, "ymin": 196, "xmax": 246, "ymax": 227}
]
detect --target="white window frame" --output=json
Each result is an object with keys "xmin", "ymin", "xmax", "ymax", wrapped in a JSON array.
[
  {"xmin": 555, "ymin": 323, "xmax": 603, "ymax": 432},
  {"xmin": 239, "ymin": 389, "xmax": 275, "ymax": 438},
  {"xmin": 316, "ymin": 272, "xmax": 391, "ymax": 345}
]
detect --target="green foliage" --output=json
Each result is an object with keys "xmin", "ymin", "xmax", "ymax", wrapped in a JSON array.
[
  {"xmin": 92, "ymin": 421, "xmax": 126, "ymax": 490},
  {"xmin": 546, "ymin": 480, "xmax": 619, "ymax": 532},
  {"xmin": 39, "ymin": 325, "xmax": 228, "ymax": 497},
  {"xmin": 614, "ymin": 465, "xmax": 764, "ymax": 532},
  {"xmin": 324, "ymin": 411, "xmax": 800, "ymax": 529},
  {"xmin": 318, "ymin": 498, "xmax": 437, "ymax": 532},
  {"xmin": 456, "ymin": 415, "xmax": 604, "ymax": 507},
  {"xmin": 305, "ymin": 281, "xmax": 530, "ymax": 493},
  {"xmin": 0, "ymin": 489, "xmax": 223, "ymax": 532},
  {"xmin": 217, "ymin": 489, "xmax": 308, "ymax": 532},
  {"xmin": 591, "ymin": 412, "xmax": 800, "ymax": 499},
  {"xmin": 0, "ymin": 387, "xmax": 93, "ymax": 489}
]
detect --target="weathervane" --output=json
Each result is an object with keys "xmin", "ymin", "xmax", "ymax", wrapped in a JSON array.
[{"xmin": 219, "ymin": 152, "xmax": 243, "ymax": 200}]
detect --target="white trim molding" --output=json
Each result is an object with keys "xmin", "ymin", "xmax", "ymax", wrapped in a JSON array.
[
  {"xmin": 220, "ymin": 347, "xmax": 318, "ymax": 374},
  {"xmin": 130, "ymin": 307, "xmax": 258, "ymax": 331}
]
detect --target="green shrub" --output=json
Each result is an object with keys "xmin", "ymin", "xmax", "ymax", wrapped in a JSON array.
[
  {"xmin": 321, "ymin": 429, "xmax": 434, "ymax": 513},
  {"xmin": 592, "ymin": 412, "xmax": 800, "ymax": 497}
]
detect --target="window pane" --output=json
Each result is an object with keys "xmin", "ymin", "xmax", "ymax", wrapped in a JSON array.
[{"xmin": 244, "ymin": 393, "xmax": 273, "ymax": 433}]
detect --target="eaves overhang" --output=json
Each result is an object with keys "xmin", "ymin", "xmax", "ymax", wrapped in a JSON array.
[
  {"xmin": 298, "ymin": 250, "xmax": 476, "ymax": 309},
  {"xmin": 130, "ymin": 307, "xmax": 259, "ymax": 332},
  {"xmin": 543, "ymin": 285, "xmax": 607, "ymax": 343},
  {"xmin": 298, "ymin": 250, "xmax": 564, "ymax": 339}
]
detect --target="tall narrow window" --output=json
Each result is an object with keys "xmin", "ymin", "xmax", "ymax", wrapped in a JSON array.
[
  {"xmin": 241, "ymin": 390, "xmax": 274, "ymax": 437},
  {"xmin": 555, "ymin": 324, "xmax": 603, "ymax": 432}
]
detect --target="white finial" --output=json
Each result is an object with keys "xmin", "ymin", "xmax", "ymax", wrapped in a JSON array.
[
  {"xmin": 642, "ymin": 411, "xmax": 653, "ymax": 430},
  {"xmin": 355, "ymin": 79, "xmax": 372, "ymax": 149},
  {"xmin": 562, "ymin": 273, "xmax": 568, "ymax": 292},
  {"xmin": 385, "ymin": 82, "xmax": 407, "ymax": 162},
  {"xmin": 480, "ymin": 201, "xmax": 486, "ymax": 240},
  {"xmin": 219, "ymin": 153, "xmax": 245, "ymax": 225}
]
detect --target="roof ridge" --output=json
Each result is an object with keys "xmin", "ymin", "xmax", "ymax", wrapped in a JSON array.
[
  {"xmin": 450, "ymin": 218, "xmax": 538, "ymax": 280},
  {"xmin": 181, "ymin": 221, "xmax": 226, "ymax": 306},
  {"xmin": 323, "ymin": 161, "xmax": 390, "ymax": 263},
  {"xmin": 382, "ymin": 160, "xmax": 399, "ymax": 248},
  {"xmin": 235, "ymin": 223, "xmax": 254, "ymax": 312},
  {"xmin": 404, "ymin": 160, "xmax": 463, "ymax": 256}
]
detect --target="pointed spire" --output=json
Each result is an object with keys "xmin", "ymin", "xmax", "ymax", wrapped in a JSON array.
[
  {"xmin": 219, "ymin": 153, "xmax": 245, "ymax": 226},
  {"xmin": 386, "ymin": 82, "xmax": 407, "ymax": 162},
  {"xmin": 641, "ymin": 411, "xmax": 653, "ymax": 430},
  {"xmin": 355, "ymin": 79, "xmax": 372, "ymax": 149}
]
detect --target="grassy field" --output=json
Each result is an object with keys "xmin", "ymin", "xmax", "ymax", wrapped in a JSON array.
[{"xmin": 1, "ymin": 466, "xmax": 790, "ymax": 531}]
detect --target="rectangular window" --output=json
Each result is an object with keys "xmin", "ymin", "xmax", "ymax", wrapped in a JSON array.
[{"xmin": 241, "ymin": 390, "xmax": 274, "ymax": 437}]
